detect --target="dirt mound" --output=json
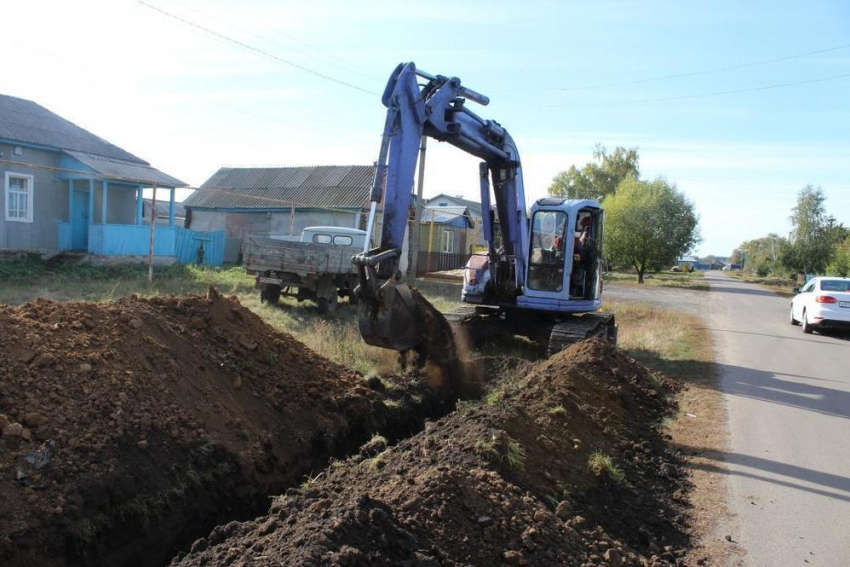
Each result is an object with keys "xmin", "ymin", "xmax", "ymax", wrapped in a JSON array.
[
  {"xmin": 173, "ymin": 339, "xmax": 690, "ymax": 567},
  {"xmin": 0, "ymin": 288, "xmax": 448, "ymax": 567}
]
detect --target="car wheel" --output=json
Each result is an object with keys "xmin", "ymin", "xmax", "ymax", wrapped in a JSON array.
[
  {"xmin": 790, "ymin": 305, "xmax": 799, "ymax": 325},
  {"xmin": 802, "ymin": 309, "xmax": 813, "ymax": 334}
]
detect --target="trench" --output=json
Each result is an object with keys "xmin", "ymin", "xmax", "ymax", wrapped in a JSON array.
[{"xmin": 54, "ymin": 375, "xmax": 459, "ymax": 567}]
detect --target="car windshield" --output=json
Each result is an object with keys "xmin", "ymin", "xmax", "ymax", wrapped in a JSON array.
[{"xmin": 820, "ymin": 280, "xmax": 850, "ymax": 292}]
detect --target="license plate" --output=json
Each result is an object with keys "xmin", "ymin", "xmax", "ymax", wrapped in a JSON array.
[
  {"xmin": 258, "ymin": 277, "xmax": 282, "ymax": 285},
  {"xmin": 840, "ymin": 301, "xmax": 850, "ymax": 308}
]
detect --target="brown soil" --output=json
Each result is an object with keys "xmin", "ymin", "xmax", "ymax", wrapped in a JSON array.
[
  {"xmin": 172, "ymin": 339, "xmax": 692, "ymax": 567},
  {"xmin": 0, "ymin": 288, "xmax": 450, "ymax": 567}
]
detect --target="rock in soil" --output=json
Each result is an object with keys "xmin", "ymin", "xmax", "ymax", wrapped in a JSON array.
[
  {"xmin": 0, "ymin": 291, "xmax": 447, "ymax": 567},
  {"xmin": 173, "ymin": 339, "xmax": 691, "ymax": 567}
]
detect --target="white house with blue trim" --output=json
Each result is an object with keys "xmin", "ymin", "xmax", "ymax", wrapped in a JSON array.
[{"xmin": 0, "ymin": 94, "xmax": 223, "ymax": 264}]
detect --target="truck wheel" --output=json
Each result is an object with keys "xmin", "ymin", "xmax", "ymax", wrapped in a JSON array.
[
  {"xmin": 261, "ymin": 285, "xmax": 281, "ymax": 305},
  {"xmin": 318, "ymin": 293, "xmax": 337, "ymax": 314},
  {"xmin": 347, "ymin": 291, "xmax": 359, "ymax": 306}
]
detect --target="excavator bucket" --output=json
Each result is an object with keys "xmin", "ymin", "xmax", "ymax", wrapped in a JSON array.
[{"xmin": 358, "ymin": 281, "xmax": 422, "ymax": 351}]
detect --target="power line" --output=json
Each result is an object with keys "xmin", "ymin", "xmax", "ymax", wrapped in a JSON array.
[
  {"xmin": 559, "ymin": 43, "xmax": 850, "ymax": 91},
  {"xmin": 136, "ymin": 0, "xmax": 380, "ymax": 96},
  {"xmin": 545, "ymin": 72, "xmax": 850, "ymax": 108},
  {"xmin": 192, "ymin": 0, "xmax": 383, "ymax": 81}
]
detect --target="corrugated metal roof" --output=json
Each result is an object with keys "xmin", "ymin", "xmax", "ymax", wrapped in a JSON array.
[
  {"xmin": 185, "ymin": 165, "xmax": 374, "ymax": 210},
  {"xmin": 0, "ymin": 95, "xmax": 146, "ymax": 163},
  {"xmin": 143, "ymin": 198, "xmax": 187, "ymax": 218},
  {"xmin": 422, "ymin": 205, "xmax": 474, "ymax": 227},
  {"xmin": 66, "ymin": 150, "xmax": 187, "ymax": 187},
  {"xmin": 425, "ymin": 193, "xmax": 483, "ymax": 217}
]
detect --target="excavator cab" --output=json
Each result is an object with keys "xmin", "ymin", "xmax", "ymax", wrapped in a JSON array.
[{"xmin": 518, "ymin": 198, "xmax": 604, "ymax": 312}]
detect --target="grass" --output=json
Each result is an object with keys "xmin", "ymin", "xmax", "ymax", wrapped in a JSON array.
[
  {"xmin": 475, "ymin": 435, "xmax": 526, "ymax": 472},
  {"xmin": 604, "ymin": 270, "xmax": 709, "ymax": 291},
  {"xmin": 587, "ymin": 451, "xmax": 625, "ymax": 483},
  {"xmin": 548, "ymin": 405, "xmax": 567, "ymax": 416}
]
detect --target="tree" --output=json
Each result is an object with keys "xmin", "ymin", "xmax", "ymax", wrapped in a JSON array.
[
  {"xmin": 827, "ymin": 236, "xmax": 850, "ymax": 277},
  {"xmin": 738, "ymin": 234, "xmax": 788, "ymax": 276},
  {"xmin": 548, "ymin": 145, "xmax": 639, "ymax": 200},
  {"xmin": 604, "ymin": 177, "xmax": 700, "ymax": 283},
  {"xmin": 780, "ymin": 185, "xmax": 840, "ymax": 275}
]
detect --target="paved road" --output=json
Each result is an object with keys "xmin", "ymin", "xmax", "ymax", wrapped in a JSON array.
[{"xmin": 705, "ymin": 272, "xmax": 850, "ymax": 566}]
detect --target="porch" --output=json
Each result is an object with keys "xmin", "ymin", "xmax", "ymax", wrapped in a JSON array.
[{"xmin": 54, "ymin": 155, "xmax": 224, "ymax": 265}]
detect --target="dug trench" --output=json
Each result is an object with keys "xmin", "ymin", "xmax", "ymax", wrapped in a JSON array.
[
  {"xmin": 173, "ymin": 339, "xmax": 692, "ymax": 567},
  {"xmin": 0, "ymin": 288, "xmax": 459, "ymax": 567}
]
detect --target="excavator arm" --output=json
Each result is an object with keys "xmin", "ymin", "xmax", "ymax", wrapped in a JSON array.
[{"xmin": 354, "ymin": 62, "xmax": 529, "ymax": 352}]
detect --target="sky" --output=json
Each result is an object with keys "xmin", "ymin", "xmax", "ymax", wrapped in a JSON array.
[{"xmin": 2, "ymin": 0, "xmax": 848, "ymax": 255}]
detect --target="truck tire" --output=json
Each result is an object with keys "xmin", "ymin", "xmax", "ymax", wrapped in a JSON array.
[
  {"xmin": 347, "ymin": 291, "xmax": 359, "ymax": 306},
  {"xmin": 261, "ymin": 285, "xmax": 281, "ymax": 305},
  {"xmin": 318, "ymin": 292, "xmax": 337, "ymax": 314}
]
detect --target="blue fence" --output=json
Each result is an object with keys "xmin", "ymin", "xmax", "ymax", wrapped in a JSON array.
[{"xmin": 56, "ymin": 223, "xmax": 225, "ymax": 266}]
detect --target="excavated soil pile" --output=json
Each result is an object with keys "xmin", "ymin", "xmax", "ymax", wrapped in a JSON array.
[
  {"xmin": 173, "ymin": 339, "xmax": 690, "ymax": 567},
  {"xmin": 0, "ymin": 288, "xmax": 447, "ymax": 567}
]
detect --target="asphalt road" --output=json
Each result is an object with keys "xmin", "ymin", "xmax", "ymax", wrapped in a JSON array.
[{"xmin": 705, "ymin": 272, "xmax": 850, "ymax": 566}]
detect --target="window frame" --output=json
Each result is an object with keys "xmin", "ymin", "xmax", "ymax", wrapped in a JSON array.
[
  {"xmin": 312, "ymin": 233, "xmax": 332, "ymax": 244},
  {"xmin": 441, "ymin": 229, "xmax": 455, "ymax": 253},
  {"xmin": 332, "ymin": 235, "xmax": 353, "ymax": 246},
  {"xmin": 5, "ymin": 172, "xmax": 34, "ymax": 223}
]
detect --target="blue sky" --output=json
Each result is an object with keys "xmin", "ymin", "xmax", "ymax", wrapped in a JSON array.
[{"xmin": 3, "ymin": 0, "xmax": 848, "ymax": 255}]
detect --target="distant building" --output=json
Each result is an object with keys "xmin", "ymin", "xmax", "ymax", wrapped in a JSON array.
[{"xmin": 425, "ymin": 193, "xmax": 485, "ymax": 247}]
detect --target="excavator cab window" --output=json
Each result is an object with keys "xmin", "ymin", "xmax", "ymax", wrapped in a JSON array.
[{"xmin": 527, "ymin": 210, "xmax": 567, "ymax": 292}]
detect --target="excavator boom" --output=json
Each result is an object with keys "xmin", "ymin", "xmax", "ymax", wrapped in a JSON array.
[{"xmin": 353, "ymin": 62, "xmax": 528, "ymax": 352}]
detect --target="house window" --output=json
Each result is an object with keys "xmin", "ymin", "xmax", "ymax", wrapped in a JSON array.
[
  {"xmin": 5, "ymin": 172, "xmax": 34, "ymax": 223},
  {"xmin": 438, "ymin": 202, "xmax": 448, "ymax": 206},
  {"xmin": 441, "ymin": 230, "xmax": 455, "ymax": 253}
]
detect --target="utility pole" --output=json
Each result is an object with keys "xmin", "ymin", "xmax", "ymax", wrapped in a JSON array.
[
  {"xmin": 148, "ymin": 184, "xmax": 157, "ymax": 283},
  {"xmin": 409, "ymin": 136, "xmax": 427, "ymax": 280}
]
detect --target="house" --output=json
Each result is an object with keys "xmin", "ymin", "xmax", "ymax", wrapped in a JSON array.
[
  {"xmin": 143, "ymin": 198, "xmax": 187, "ymax": 226},
  {"xmin": 184, "ymin": 165, "xmax": 375, "ymax": 263},
  {"xmin": 0, "ymin": 94, "xmax": 222, "ymax": 264},
  {"xmin": 416, "ymin": 204, "xmax": 475, "ymax": 274},
  {"xmin": 425, "ymin": 193, "xmax": 485, "ymax": 247}
]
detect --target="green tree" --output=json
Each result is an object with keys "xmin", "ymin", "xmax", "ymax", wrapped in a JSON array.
[
  {"xmin": 827, "ymin": 236, "xmax": 850, "ymax": 277},
  {"xmin": 780, "ymin": 185, "xmax": 839, "ymax": 275},
  {"xmin": 548, "ymin": 145, "xmax": 639, "ymax": 200},
  {"xmin": 604, "ymin": 177, "xmax": 700, "ymax": 283},
  {"xmin": 738, "ymin": 234, "xmax": 787, "ymax": 276}
]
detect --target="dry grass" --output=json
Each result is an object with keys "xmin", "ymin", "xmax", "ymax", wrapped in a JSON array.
[
  {"xmin": 605, "ymin": 298, "xmax": 740, "ymax": 566},
  {"xmin": 604, "ymin": 270, "xmax": 709, "ymax": 291}
]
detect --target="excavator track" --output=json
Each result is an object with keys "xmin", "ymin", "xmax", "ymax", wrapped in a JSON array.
[
  {"xmin": 547, "ymin": 313, "xmax": 617, "ymax": 358},
  {"xmin": 443, "ymin": 305, "xmax": 616, "ymax": 359}
]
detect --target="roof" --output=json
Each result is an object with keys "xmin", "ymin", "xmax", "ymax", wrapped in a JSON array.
[
  {"xmin": 68, "ymin": 151, "xmax": 187, "ymax": 187},
  {"xmin": 185, "ymin": 165, "xmax": 374, "ymax": 210},
  {"xmin": 422, "ymin": 205, "xmax": 474, "ymax": 227},
  {"xmin": 0, "ymin": 95, "xmax": 144, "ymax": 163},
  {"xmin": 0, "ymin": 94, "xmax": 186, "ymax": 187},
  {"xmin": 426, "ymin": 193, "xmax": 483, "ymax": 217},
  {"xmin": 143, "ymin": 198, "xmax": 187, "ymax": 218}
]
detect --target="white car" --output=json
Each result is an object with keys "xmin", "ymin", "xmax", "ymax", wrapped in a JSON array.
[{"xmin": 790, "ymin": 277, "xmax": 850, "ymax": 334}]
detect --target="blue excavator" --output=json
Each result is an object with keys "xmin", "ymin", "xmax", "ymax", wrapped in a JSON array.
[{"xmin": 353, "ymin": 63, "xmax": 616, "ymax": 362}]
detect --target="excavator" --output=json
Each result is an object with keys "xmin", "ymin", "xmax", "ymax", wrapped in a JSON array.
[{"xmin": 353, "ymin": 62, "xmax": 616, "ymax": 364}]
